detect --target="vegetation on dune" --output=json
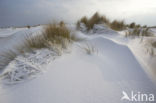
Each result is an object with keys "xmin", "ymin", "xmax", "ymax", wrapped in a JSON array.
[
  {"xmin": 27, "ymin": 25, "xmax": 31, "ymax": 29},
  {"xmin": 0, "ymin": 50, "xmax": 17, "ymax": 70},
  {"xmin": 87, "ymin": 12, "xmax": 109, "ymax": 30},
  {"xmin": 110, "ymin": 20, "xmax": 125, "ymax": 31},
  {"xmin": 125, "ymin": 27, "xmax": 153, "ymax": 37},
  {"xmin": 77, "ymin": 12, "xmax": 110, "ymax": 31},
  {"xmin": 43, "ymin": 23, "xmax": 70, "ymax": 45},
  {"xmin": 77, "ymin": 12, "xmax": 126, "ymax": 31},
  {"xmin": 78, "ymin": 43, "xmax": 98, "ymax": 55},
  {"xmin": 25, "ymin": 21, "xmax": 71, "ymax": 50},
  {"xmin": 76, "ymin": 12, "xmax": 152, "ymax": 35},
  {"xmin": 0, "ymin": 21, "xmax": 73, "ymax": 70},
  {"xmin": 25, "ymin": 34, "xmax": 47, "ymax": 49},
  {"xmin": 129, "ymin": 22, "xmax": 136, "ymax": 28}
]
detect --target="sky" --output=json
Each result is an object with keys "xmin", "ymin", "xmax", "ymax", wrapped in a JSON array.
[{"xmin": 0, "ymin": 0, "xmax": 156, "ymax": 27}]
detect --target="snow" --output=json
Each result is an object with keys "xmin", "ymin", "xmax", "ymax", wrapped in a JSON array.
[
  {"xmin": 0, "ymin": 25, "xmax": 156, "ymax": 103},
  {"xmin": 0, "ymin": 28, "xmax": 26, "ymax": 37},
  {"xmin": 128, "ymin": 37, "xmax": 156, "ymax": 83},
  {"xmin": 0, "ymin": 49, "xmax": 59, "ymax": 84},
  {"xmin": 151, "ymin": 28, "xmax": 156, "ymax": 36}
]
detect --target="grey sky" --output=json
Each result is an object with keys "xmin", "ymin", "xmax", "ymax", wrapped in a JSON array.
[{"xmin": 0, "ymin": 0, "xmax": 156, "ymax": 27}]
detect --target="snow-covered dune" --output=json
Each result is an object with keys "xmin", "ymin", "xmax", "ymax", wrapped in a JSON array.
[
  {"xmin": 0, "ymin": 26, "xmax": 156, "ymax": 103},
  {"xmin": 0, "ymin": 28, "xmax": 26, "ymax": 37},
  {"xmin": 0, "ymin": 26, "xmax": 42, "ymax": 52}
]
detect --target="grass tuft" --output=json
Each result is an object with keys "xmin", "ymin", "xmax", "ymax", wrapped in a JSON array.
[
  {"xmin": 77, "ymin": 12, "xmax": 110, "ymax": 31},
  {"xmin": 27, "ymin": 25, "xmax": 31, "ymax": 29},
  {"xmin": 24, "ymin": 22, "xmax": 71, "ymax": 50},
  {"xmin": 126, "ymin": 27, "xmax": 153, "ymax": 37},
  {"xmin": 110, "ymin": 20, "xmax": 125, "ymax": 31},
  {"xmin": 0, "ymin": 50, "xmax": 17, "ymax": 70},
  {"xmin": 79, "ymin": 43, "xmax": 98, "ymax": 55}
]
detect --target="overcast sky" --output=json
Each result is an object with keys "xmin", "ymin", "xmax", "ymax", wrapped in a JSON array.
[{"xmin": 0, "ymin": 0, "xmax": 156, "ymax": 27}]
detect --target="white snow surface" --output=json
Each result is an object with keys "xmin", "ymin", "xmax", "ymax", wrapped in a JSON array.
[{"xmin": 0, "ymin": 25, "xmax": 156, "ymax": 103}]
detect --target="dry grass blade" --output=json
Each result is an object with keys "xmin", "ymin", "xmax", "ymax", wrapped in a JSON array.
[
  {"xmin": 24, "ymin": 34, "xmax": 47, "ymax": 49},
  {"xmin": 0, "ymin": 50, "xmax": 17, "ymax": 70},
  {"xmin": 78, "ymin": 43, "xmax": 98, "ymax": 55}
]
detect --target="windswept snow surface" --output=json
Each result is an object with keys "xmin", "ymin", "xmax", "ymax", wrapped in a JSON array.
[
  {"xmin": 0, "ymin": 25, "xmax": 156, "ymax": 103},
  {"xmin": 128, "ymin": 37, "xmax": 156, "ymax": 83},
  {"xmin": 0, "ymin": 28, "xmax": 26, "ymax": 37}
]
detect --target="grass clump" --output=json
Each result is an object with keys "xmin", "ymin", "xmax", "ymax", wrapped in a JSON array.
[
  {"xmin": 79, "ymin": 43, "xmax": 98, "ymax": 55},
  {"xmin": 110, "ymin": 20, "xmax": 125, "ymax": 31},
  {"xmin": 77, "ymin": 12, "xmax": 110, "ymax": 31},
  {"xmin": 43, "ymin": 23, "xmax": 70, "ymax": 44},
  {"xmin": 25, "ymin": 34, "xmax": 47, "ymax": 49},
  {"xmin": 0, "ymin": 50, "xmax": 17, "ymax": 70},
  {"xmin": 76, "ymin": 16, "xmax": 89, "ymax": 30},
  {"xmin": 127, "ymin": 27, "xmax": 141, "ymax": 36},
  {"xmin": 27, "ymin": 25, "xmax": 31, "ymax": 29},
  {"xmin": 129, "ymin": 22, "xmax": 136, "ymax": 28},
  {"xmin": 126, "ymin": 27, "xmax": 153, "ymax": 37},
  {"xmin": 25, "ymin": 22, "xmax": 71, "ymax": 49},
  {"xmin": 87, "ymin": 12, "xmax": 104, "ymax": 30}
]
